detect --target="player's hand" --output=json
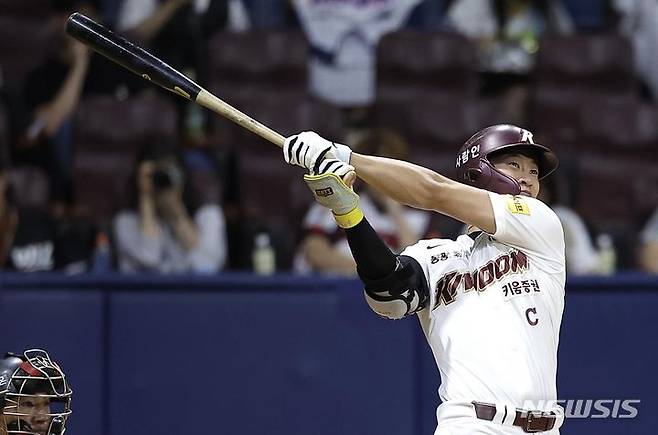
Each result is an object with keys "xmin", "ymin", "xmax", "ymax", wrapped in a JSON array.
[
  {"xmin": 284, "ymin": 131, "xmax": 352, "ymax": 172},
  {"xmin": 304, "ymin": 160, "xmax": 362, "ymax": 228}
]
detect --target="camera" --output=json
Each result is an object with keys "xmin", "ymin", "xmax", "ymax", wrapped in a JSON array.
[{"xmin": 151, "ymin": 165, "xmax": 183, "ymax": 191}]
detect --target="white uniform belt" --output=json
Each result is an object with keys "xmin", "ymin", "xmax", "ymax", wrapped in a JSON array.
[
  {"xmin": 472, "ymin": 401, "xmax": 565, "ymax": 433},
  {"xmin": 437, "ymin": 400, "xmax": 565, "ymax": 433}
]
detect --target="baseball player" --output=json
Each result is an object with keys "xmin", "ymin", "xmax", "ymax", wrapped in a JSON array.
[
  {"xmin": 284, "ymin": 124, "xmax": 566, "ymax": 434},
  {"xmin": 0, "ymin": 349, "xmax": 72, "ymax": 435}
]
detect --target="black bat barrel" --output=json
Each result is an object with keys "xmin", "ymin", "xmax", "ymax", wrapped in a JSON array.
[{"xmin": 66, "ymin": 12, "xmax": 202, "ymax": 100}]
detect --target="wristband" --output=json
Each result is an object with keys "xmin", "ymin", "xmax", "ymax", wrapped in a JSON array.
[{"xmin": 334, "ymin": 207, "xmax": 364, "ymax": 229}]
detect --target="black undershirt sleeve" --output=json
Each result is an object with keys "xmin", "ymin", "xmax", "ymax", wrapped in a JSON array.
[
  {"xmin": 344, "ymin": 217, "xmax": 397, "ymax": 280},
  {"xmin": 344, "ymin": 217, "xmax": 430, "ymax": 316}
]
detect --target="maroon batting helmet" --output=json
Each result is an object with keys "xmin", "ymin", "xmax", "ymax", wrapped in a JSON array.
[{"xmin": 455, "ymin": 124, "xmax": 558, "ymax": 195}]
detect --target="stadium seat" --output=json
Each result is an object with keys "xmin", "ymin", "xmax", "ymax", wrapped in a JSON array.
[
  {"xmin": 373, "ymin": 95, "xmax": 507, "ymax": 155},
  {"xmin": 0, "ymin": 0, "xmax": 52, "ymax": 16},
  {"xmin": 576, "ymin": 152, "xmax": 658, "ymax": 230},
  {"xmin": 530, "ymin": 85, "xmax": 583, "ymax": 148},
  {"xmin": 74, "ymin": 94, "xmax": 178, "ymax": 149},
  {"xmin": 374, "ymin": 95, "xmax": 473, "ymax": 149},
  {"xmin": 574, "ymin": 151, "xmax": 658, "ymax": 269},
  {"xmin": 531, "ymin": 33, "xmax": 638, "ymax": 149},
  {"xmin": 578, "ymin": 94, "xmax": 650, "ymax": 152},
  {"xmin": 206, "ymin": 30, "xmax": 308, "ymax": 98},
  {"xmin": 72, "ymin": 94, "xmax": 179, "ymax": 224},
  {"xmin": 636, "ymin": 102, "xmax": 658, "ymax": 148},
  {"xmin": 208, "ymin": 90, "xmax": 343, "ymax": 153},
  {"xmin": 536, "ymin": 33, "xmax": 636, "ymax": 95},
  {"xmin": 0, "ymin": 100, "xmax": 8, "ymax": 162},
  {"xmin": 376, "ymin": 30, "xmax": 479, "ymax": 101},
  {"xmin": 0, "ymin": 16, "xmax": 55, "ymax": 92}
]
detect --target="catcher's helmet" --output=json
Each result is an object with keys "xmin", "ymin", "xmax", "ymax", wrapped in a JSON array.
[
  {"xmin": 455, "ymin": 124, "xmax": 558, "ymax": 195},
  {"xmin": 0, "ymin": 350, "xmax": 72, "ymax": 435}
]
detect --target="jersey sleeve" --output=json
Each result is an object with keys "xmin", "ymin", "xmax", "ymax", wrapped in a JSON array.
[
  {"xmin": 487, "ymin": 192, "xmax": 565, "ymax": 267},
  {"xmin": 401, "ymin": 238, "xmax": 455, "ymax": 313}
]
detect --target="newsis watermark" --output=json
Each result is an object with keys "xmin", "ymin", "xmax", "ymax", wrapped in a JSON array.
[{"xmin": 521, "ymin": 399, "xmax": 641, "ymax": 419}]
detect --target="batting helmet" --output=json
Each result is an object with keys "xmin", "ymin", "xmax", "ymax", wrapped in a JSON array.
[
  {"xmin": 455, "ymin": 124, "xmax": 558, "ymax": 195},
  {"xmin": 0, "ymin": 350, "xmax": 72, "ymax": 435}
]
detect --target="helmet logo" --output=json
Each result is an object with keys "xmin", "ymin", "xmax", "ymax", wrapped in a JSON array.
[
  {"xmin": 521, "ymin": 129, "xmax": 534, "ymax": 143},
  {"xmin": 456, "ymin": 145, "xmax": 480, "ymax": 168}
]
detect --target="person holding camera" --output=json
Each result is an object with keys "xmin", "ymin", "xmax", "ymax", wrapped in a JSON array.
[{"xmin": 113, "ymin": 143, "xmax": 226, "ymax": 273}]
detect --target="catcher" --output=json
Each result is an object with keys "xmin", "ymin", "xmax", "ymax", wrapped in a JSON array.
[
  {"xmin": 0, "ymin": 349, "xmax": 72, "ymax": 435},
  {"xmin": 284, "ymin": 125, "xmax": 566, "ymax": 434}
]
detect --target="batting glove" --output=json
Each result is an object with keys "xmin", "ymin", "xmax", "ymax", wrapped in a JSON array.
[
  {"xmin": 303, "ymin": 159, "xmax": 363, "ymax": 229},
  {"xmin": 284, "ymin": 131, "xmax": 352, "ymax": 172}
]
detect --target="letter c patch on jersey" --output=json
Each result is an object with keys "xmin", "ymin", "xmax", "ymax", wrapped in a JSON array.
[{"xmin": 507, "ymin": 196, "xmax": 530, "ymax": 215}]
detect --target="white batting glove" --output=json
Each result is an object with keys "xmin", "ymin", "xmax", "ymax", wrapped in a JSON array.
[
  {"xmin": 303, "ymin": 159, "xmax": 363, "ymax": 228},
  {"xmin": 314, "ymin": 158, "xmax": 354, "ymax": 179},
  {"xmin": 284, "ymin": 131, "xmax": 352, "ymax": 173}
]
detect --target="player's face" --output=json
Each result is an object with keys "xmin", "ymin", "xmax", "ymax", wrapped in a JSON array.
[
  {"xmin": 491, "ymin": 153, "xmax": 540, "ymax": 198},
  {"xmin": 16, "ymin": 395, "xmax": 51, "ymax": 435}
]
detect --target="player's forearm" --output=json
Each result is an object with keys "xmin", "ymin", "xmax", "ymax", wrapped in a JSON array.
[
  {"xmin": 345, "ymin": 217, "xmax": 398, "ymax": 280},
  {"xmin": 350, "ymin": 153, "xmax": 451, "ymax": 212}
]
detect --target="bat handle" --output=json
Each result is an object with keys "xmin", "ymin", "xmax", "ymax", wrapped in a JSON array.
[{"xmin": 196, "ymin": 89, "xmax": 285, "ymax": 147}]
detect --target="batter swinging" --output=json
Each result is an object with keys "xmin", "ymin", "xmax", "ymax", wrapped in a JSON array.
[{"xmin": 284, "ymin": 124, "xmax": 566, "ymax": 434}]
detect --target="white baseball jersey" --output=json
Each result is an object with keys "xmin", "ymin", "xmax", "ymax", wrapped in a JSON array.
[{"xmin": 402, "ymin": 192, "xmax": 566, "ymax": 407}]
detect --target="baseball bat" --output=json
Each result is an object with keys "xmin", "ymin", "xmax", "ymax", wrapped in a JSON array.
[{"xmin": 65, "ymin": 12, "xmax": 285, "ymax": 147}]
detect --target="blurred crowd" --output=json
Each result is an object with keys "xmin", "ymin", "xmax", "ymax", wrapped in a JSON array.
[{"xmin": 1, "ymin": 0, "xmax": 658, "ymax": 276}]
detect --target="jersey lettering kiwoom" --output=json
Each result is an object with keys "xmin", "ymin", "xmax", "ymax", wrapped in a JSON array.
[{"xmin": 435, "ymin": 250, "xmax": 529, "ymax": 307}]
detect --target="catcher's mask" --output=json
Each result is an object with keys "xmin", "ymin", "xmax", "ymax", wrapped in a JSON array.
[
  {"xmin": 0, "ymin": 349, "xmax": 72, "ymax": 435},
  {"xmin": 455, "ymin": 124, "xmax": 558, "ymax": 195}
]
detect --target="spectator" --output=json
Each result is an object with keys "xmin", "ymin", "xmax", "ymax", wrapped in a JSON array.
[
  {"xmin": 227, "ymin": 0, "xmax": 298, "ymax": 31},
  {"xmin": 446, "ymin": 0, "xmax": 574, "ymax": 73},
  {"xmin": 294, "ymin": 129, "xmax": 430, "ymax": 275},
  {"xmin": 115, "ymin": 0, "xmax": 228, "ymax": 149},
  {"xmin": 12, "ymin": 0, "xmax": 93, "ymax": 210},
  {"xmin": 113, "ymin": 142, "xmax": 227, "ymax": 273},
  {"xmin": 292, "ymin": 0, "xmax": 422, "ymax": 126},
  {"xmin": 445, "ymin": 0, "xmax": 574, "ymax": 123},
  {"xmin": 116, "ymin": 0, "xmax": 227, "ymax": 81},
  {"xmin": 0, "ymin": 157, "xmax": 94, "ymax": 273},
  {"xmin": 639, "ymin": 208, "xmax": 658, "ymax": 273},
  {"xmin": 611, "ymin": 0, "xmax": 658, "ymax": 101}
]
